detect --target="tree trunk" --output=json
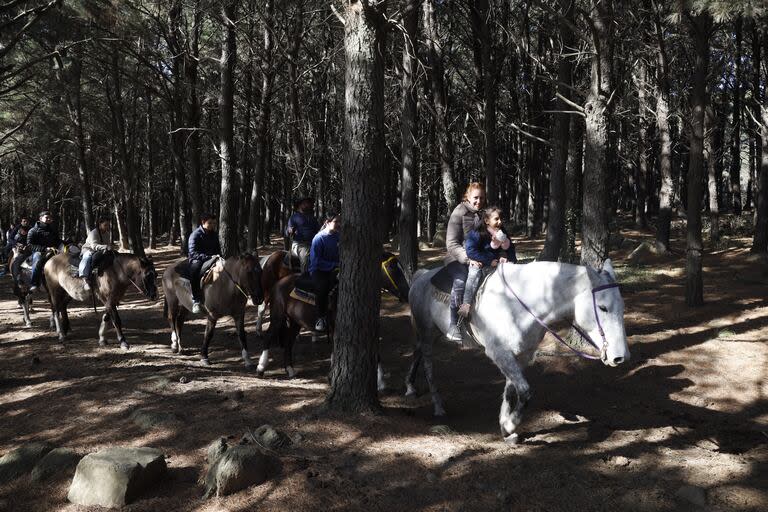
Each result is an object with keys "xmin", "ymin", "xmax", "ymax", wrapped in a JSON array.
[
  {"xmin": 54, "ymin": 53, "xmax": 94, "ymax": 231},
  {"xmin": 540, "ymin": 0, "xmax": 574, "ymax": 261},
  {"xmin": 561, "ymin": 117, "xmax": 583, "ymax": 263},
  {"xmin": 654, "ymin": 4, "xmax": 673, "ymax": 253},
  {"xmin": 730, "ymin": 17, "xmax": 743, "ymax": 214},
  {"xmin": 326, "ymin": 0, "xmax": 387, "ymax": 413},
  {"xmin": 288, "ymin": 2, "xmax": 306, "ymax": 194},
  {"xmin": 218, "ymin": 1, "xmax": 238, "ymax": 257},
  {"xmin": 753, "ymin": 104, "xmax": 768, "ymax": 252},
  {"xmin": 705, "ymin": 104, "xmax": 720, "ymax": 242},
  {"xmin": 580, "ymin": 1, "xmax": 613, "ymax": 269},
  {"xmin": 423, "ymin": 0, "xmax": 456, "ymax": 209},
  {"xmin": 635, "ymin": 58, "xmax": 649, "ymax": 228},
  {"xmin": 247, "ymin": 0, "xmax": 274, "ymax": 252},
  {"xmin": 685, "ymin": 13, "xmax": 711, "ymax": 307},
  {"xmin": 187, "ymin": 1, "xmax": 204, "ymax": 221},
  {"xmin": 398, "ymin": 0, "xmax": 419, "ymax": 278}
]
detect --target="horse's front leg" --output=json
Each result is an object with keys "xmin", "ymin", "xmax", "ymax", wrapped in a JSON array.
[
  {"xmin": 421, "ymin": 332, "xmax": 446, "ymax": 417},
  {"xmin": 255, "ymin": 301, "xmax": 266, "ymax": 334},
  {"xmin": 235, "ymin": 314, "xmax": 253, "ymax": 369},
  {"xmin": 495, "ymin": 354, "xmax": 532, "ymax": 445},
  {"xmin": 98, "ymin": 310, "xmax": 111, "ymax": 346},
  {"xmin": 107, "ymin": 305, "xmax": 129, "ymax": 350},
  {"xmin": 21, "ymin": 295, "xmax": 32, "ymax": 328},
  {"xmin": 200, "ymin": 316, "xmax": 217, "ymax": 365},
  {"xmin": 283, "ymin": 324, "xmax": 300, "ymax": 379}
]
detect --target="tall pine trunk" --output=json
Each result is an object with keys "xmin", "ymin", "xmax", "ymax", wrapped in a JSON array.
[
  {"xmin": 685, "ymin": 13, "xmax": 711, "ymax": 307},
  {"xmin": 654, "ymin": 4, "xmax": 673, "ymax": 253},
  {"xmin": 218, "ymin": 2, "xmax": 238, "ymax": 257},
  {"xmin": 326, "ymin": 0, "xmax": 387, "ymax": 413},
  {"xmin": 398, "ymin": 0, "xmax": 419, "ymax": 278},
  {"xmin": 580, "ymin": 1, "xmax": 613, "ymax": 269},
  {"xmin": 730, "ymin": 17, "xmax": 743, "ymax": 214},
  {"xmin": 635, "ymin": 58, "xmax": 649, "ymax": 228}
]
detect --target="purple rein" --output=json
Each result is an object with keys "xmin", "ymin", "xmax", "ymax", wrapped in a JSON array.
[{"xmin": 499, "ymin": 268, "xmax": 620, "ymax": 361}]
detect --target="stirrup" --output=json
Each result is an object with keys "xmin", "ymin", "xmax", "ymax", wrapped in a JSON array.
[
  {"xmin": 192, "ymin": 301, "xmax": 202, "ymax": 314},
  {"xmin": 446, "ymin": 325, "xmax": 463, "ymax": 342},
  {"xmin": 457, "ymin": 303, "xmax": 472, "ymax": 318}
]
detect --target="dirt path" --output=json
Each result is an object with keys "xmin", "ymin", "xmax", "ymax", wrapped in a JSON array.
[{"xmin": 0, "ymin": 229, "xmax": 766, "ymax": 511}]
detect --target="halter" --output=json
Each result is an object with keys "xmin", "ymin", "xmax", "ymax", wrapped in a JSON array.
[
  {"xmin": 499, "ymin": 265, "xmax": 620, "ymax": 361},
  {"xmin": 381, "ymin": 255, "xmax": 402, "ymax": 294},
  {"xmin": 115, "ymin": 255, "xmax": 152, "ymax": 297}
]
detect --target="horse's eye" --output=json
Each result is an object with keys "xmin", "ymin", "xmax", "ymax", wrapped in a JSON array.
[{"xmin": 598, "ymin": 305, "xmax": 608, "ymax": 313}]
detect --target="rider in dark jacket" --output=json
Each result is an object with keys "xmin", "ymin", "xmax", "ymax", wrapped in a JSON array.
[
  {"xmin": 188, "ymin": 212, "xmax": 222, "ymax": 313},
  {"xmin": 18, "ymin": 211, "xmax": 62, "ymax": 291}
]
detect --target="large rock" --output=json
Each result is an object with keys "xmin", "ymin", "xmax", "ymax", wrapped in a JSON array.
[
  {"xmin": 627, "ymin": 241, "xmax": 665, "ymax": 266},
  {"xmin": 31, "ymin": 447, "xmax": 81, "ymax": 482},
  {"xmin": 0, "ymin": 442, "xmax": 53, "ymax": 483},
  {"xmin": 204, "ymin": 445, "xmax": 273, "ymax": 498},
  {"xmin": 67, "ymin": 446, "xmax": 167, "ymax": 508},
  {"xmin": 246, "ymin": 425, "xmax": 291, "ymax": 451}
]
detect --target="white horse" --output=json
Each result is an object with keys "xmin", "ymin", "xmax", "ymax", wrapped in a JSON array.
[{"xmin": 406, "ymin": 259, "xmax": 630, "ymax": 444}]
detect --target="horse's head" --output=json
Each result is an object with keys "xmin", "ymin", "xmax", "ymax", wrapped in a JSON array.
[
  {"xmin": 380, "ymin": 253, "xmax": 410, "ymax": 303},
  {"xmin": 575, "ymin": 259, "xmax": 630, "ymax": 367},
  {"xmin": 239, "ymin": 253, "xmax": 264, "ymax": 306},
  {"xmin": 138, "ymin": 256, "xmax": 158, "ymax": 301}
]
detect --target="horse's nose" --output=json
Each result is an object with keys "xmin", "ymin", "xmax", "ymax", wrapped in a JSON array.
[{"xmin": 612, "ymin": 356, "xmax": 625, "ymax": 365}]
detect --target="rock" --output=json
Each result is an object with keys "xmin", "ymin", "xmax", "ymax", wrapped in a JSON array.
[
  {"xmin": 431, "ymin": 229, "xmax": 447, "ymax": 249},
  {"xmin": 204, "ymin": 445, "xmax": 273, "ymax": 498},
  {"xmin": 139, "ymin": 376, "xmax": 172, "ymax": 393},
  {"xmin": 245, "ymin": 425, "xmax": 291, "ymax": 451},
  {"xmin": 426, "ymin": 472, "xmax": 438, "ymax": 483},
  {"xmin": 627, "ymin": 241, "xmax": 665, "ymax": 266},
  {"xmin": 675, "ymin": 485, "xmax": 707, "ymax": 507},
  {"xmin": 130, "ymin": 409, "xmax": 180, "ymax": 430},
  {"xmin": 0, "ymin": 443, "xmax": 54, "ymax": 483},
  {"xmin": 31, "ymin": 447, "xmax": 81, "ymax": 482},
  {"xmin": 289, "ymin": 432, "xmax": 304, "ymax": 446},
  {"xmin": 418, "ymin": 241, "xmax": 432, "ymax": 251},
  {"xmin": 67, "ymin": 447, "xmax": 167, "ymax": 508},
  {"xmin": 178, "ymin": 375, "xmax": 189, "ymax": 384},
  {"xmin": 612, "ymin": 455, "xmax": 631, "ymax": 467},
  {"xmin": 207, "ymin": 438, "xmax": 229, "ymax": 464},
  {"xmin": 430, "ymin": 425, "xmax": 454, "ymax": 436}
]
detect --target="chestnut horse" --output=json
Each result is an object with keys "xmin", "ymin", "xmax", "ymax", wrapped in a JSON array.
[
  {"xmin": 256, "ymin": 252, "xmax": 410, "ymax": 380},
  {"xmin": 255, "ymin": 250, "xmax": 299, "ymax": 333}
]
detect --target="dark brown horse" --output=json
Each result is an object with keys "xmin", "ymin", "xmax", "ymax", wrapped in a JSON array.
[
  {"xmin": 44, "ymin": 251, "xmax": 158, "ymax": 349},
  {"xmin": 162, "ymin": 255, "xmax": 263, "ymax": 368},
  {"xmin": 256, "ymin": 252, "xmax": 410, "ymax": 380},
  {"xmin": 9, "ymin": 246, "xmax": 39, "ymax": 328},
  {"xmin": 255, "ymin": 250, "xmax": 299, "ymax": 333}
]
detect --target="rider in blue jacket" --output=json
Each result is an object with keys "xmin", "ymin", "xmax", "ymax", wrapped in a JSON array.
[
  {"xmin": 188, "ymin": 212, "xmax": 222, "ymax": 313},
  {"xmin": 309, "ymin": 212, "xmax": 340, "ymax": 332}
]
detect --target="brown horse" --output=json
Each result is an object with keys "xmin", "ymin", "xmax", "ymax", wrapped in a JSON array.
[
  {"xmin": 9, "ymin": 246, "xmax": 40, "ymax": 328},
  {"xmin": 162, "ymin": 255, "xmax": 263, "ymax": 368},
  {"xmin": 44, "ymin": 251, "xmax": 158, "ymax": 349},
  {"xmin": 256, "ymin": 252, "xmax": 410, "ymax": 380},
  {"xmin": 255, "ymin": 250, "xmax": 299, "ymax": 333}
]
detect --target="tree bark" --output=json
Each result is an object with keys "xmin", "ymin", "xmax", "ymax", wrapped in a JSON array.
[
  {"xmin": 398, "ymin": 0, "xmax": 419, "ymax": 278},
  {"xmin": 247, "ymin": 0, "xmax": 274, "ymax": 252},
  {"xmin": 423, "ymin": 0, "xmax": 456, "ymax": 209},
  {"xmin": 187, "ymin": 1, "xmax": 204, "ymax": 221},
  {"xmin": 561, "ymin": 117, "xmax": 583, "ymax": 263},
  {"xmin": 653, "ymin": 2, "xmax": 673, "ymax": 253},
  {"xmin": 685, "ymin": 12, "xmax": 711, "ymax": 307},
  {"xmin": 705, "ymin": 104, "xmax": 720, "ymax": 242},
  {"xmin": 634, "ymin": 57, "xmax": 649, "ymax": 228},
  {"xmin": 326, "ymin": 0, "xmax": 387, "ymax": 413},
  {"xmin": 541, "ymin": 0, "xmax": 574, "ymax": 261},
  {"xmin": 218, "ymin": 1, "xmax": 238, "ymax": 257},
  {"xmin": 580, "ymin": 0, "xmax": 613, "ymax": 269},
  {"xmin": 288, "ymin": 1, "xmax": 306, "ymax": 194},
  {"xmin": 730, "ymin": 17, "xmax": 743, "ymax": 214},
  {"xmin": 753, "ymin": 104, "xmax": 768, "ymax": 252}
]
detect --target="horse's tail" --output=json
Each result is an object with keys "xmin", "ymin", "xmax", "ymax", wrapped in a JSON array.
[{"xmin": 163, "ymin": 294, "xmax": 168, "ymax": 319}]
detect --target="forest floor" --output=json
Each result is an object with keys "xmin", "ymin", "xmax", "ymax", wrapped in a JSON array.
[{"xmin": 0, "ymin": 218, "xmax": 766, "ymax": 512}]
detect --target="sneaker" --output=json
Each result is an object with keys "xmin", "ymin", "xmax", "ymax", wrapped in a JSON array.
[
  {"xmin": 457, "ymin": 303, "xmax": 472, "ymax": 318},
  {"xmin": 446, "ymin": 325, "xmax": 463, "ymax": 343},
  {"xmin": 192, "ymin": 301, "xmax": 202, "ymax": 314},
  {"xmin": 29, "ymin": 285, "xmax": 38, "ymax": 293},
  {"xmin": 314, "ymin": 317, "xmax": 327, "ymax": 332},
  {"xmin": 81, "ymin": 278, "xmax": 91, "ymax": 291}
]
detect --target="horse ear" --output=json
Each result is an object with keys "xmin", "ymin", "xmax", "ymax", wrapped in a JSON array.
[{"xmin": 602, "ymin": 259, "xmax": 616, "ymax": 280}]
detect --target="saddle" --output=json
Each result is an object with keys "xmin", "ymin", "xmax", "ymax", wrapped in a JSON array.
[
  {"xmin": 289, "ymin": 272, "xmax": 318, "ymax": 306},
  {"xmin": 282, "ymin": 252, "xmax": 302, "ymax": 270},
  {"xmin": 68, "ymin": 249, "xmax": 115, "ymax": 278},
  {"xmin": 175, "ymin": 257, "xmax": 221, "ymax": 287}
]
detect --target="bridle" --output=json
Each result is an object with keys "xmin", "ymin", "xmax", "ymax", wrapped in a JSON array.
[
  {"xmin": 499, "ymin": 264, "xmax": 620, "ymax": 361},
  {"xmin": 220, "ymin": 257, "xmax": 261, "ymax": 301},
  {"xmin": 116, "ymin": 254, "xmax": 154, "ymax": 298}
]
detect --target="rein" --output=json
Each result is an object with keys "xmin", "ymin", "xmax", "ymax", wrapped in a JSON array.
[
  {"xmin": 498, "ymin": 264, "xmax": 619, "ymax": 361},
  {"xmin": 219, "ymin": 260, "xmax": 252, "ymax": 300},
  {"xmin": 381, "ymin": 255, "xmax": 400, "ymax": 293},
  {"xmin": 115, "ymin": 255, "xmax": 150, "ymax": 297}
]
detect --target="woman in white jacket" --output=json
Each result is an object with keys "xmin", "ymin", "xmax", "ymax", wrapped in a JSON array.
[{"xmin": 78, "ymin": 217, "xmax": 114, "ymax": 290}]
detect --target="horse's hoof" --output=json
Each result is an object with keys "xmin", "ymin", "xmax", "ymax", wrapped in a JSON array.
[
  {"xmin": 24, "ymin": 323, "xmax": 32, "ymax": 329},
  {"xmin": 286, "ymin": 366, "xmax": 297, "ymax": 379},
  {"xmin": 256, "ymin": 368, "xmax": 265, "ymax": 378},
  {"xmin": 244, "ymin": 362, "xmax": 254, "ymax": 371},
  {"xmin": 503, "ymin": 433, "xmax": 520, "ymax": 446},
  {"xmin": 200, "ymin": 358, "xmax": 211, "ymax": 366},
  {"xmin": 120, "ymin": 341, "xmax": 130, "ymax": 351},
  {"xmin": 98, "ymin": 339, "xmax": 107, "ymax": 347}
]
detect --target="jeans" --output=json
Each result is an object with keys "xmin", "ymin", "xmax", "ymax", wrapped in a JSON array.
[
  {"xmin": 189, "ymin": 259, "xmax": 206, "ymax": 302},
  {"xmin": 10, "ymin": 248, "xmax": 28, "ymax": 283},
  {"xmin": 29, "ymin": 251, "xmax": 44, "ymax": 286},
  {"xmin": 311, "ymin": 270, "xmax": 337, "ymax": 317},
  {"xmin": 462, "ymin": 265, "xmax": 488, "ymax": 305},
  {"xmin": 445, "ymin": 261, "xmax": 468, "ymax": 326},
  {"xmin": 291, "ymin": 241, "xmax": 311, "ymax": 273},
  {"xmin": 78, "ymin": 250, "xmax": 94, "ymax": 277}
]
